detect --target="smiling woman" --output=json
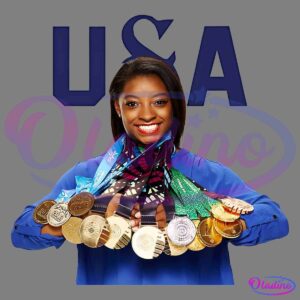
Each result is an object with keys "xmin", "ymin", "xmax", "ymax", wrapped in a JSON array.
[
  {"xmin": 11, "ymin": 56, "xmax": 289, "ymax": 285},
  {"xmin": 109, "ymin": 56, "xmax": 186, "ymax": 150}
]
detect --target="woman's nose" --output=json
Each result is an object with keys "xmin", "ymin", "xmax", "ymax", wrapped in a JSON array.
[{"xmin": 139, "ymin": 103, "xmax": 156, "ymax": 121}]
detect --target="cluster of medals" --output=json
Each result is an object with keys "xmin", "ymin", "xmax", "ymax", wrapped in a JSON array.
[
  {"xmin": 167, "ymin": 196, "xmax": 254, "ymax": 253},
  {"xmin": 161, "ymin": 192, "xmax": 254, "ymax": 257},
  {"xmin": 32, "ymin": 131, "xmax": 254, "ymax": 259},
  {"xmin": 33, "ymin": 183, "xmax": 254, "ymax": 259}
]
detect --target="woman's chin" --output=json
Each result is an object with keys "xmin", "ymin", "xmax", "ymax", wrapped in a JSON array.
[{"xmin": 137, "ymin": 135, "xmax": 161, "ymax": 145}]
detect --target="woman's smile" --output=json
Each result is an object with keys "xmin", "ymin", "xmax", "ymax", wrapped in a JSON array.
[{"xmin": 135, "ymin": 123, "xmax": 161, "ymax": 135}]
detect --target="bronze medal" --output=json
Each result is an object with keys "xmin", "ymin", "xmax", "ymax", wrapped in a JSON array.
[
  {"xmin": 61, "ymin": 216, "xmax": 83, "ymax": 244},
  {"xmin": 198, "ymin": 217, "xmax": 223, "ymax": 247},
  {"xmin": 105, "ymin": 215, "xmax": 132, "ymax": 249},
  {"xmin": 213, "ymin": 218, "xmax": 243, "ymax": 239},
  {"xmin": 187, "ymin": 220, "xmax": 206, "ymax": 251},
  {"xmin": 220, "ymin": 197, "xmax": 254, "ymax": 214},
  {"xmin": 33, "ymin": 200, "xmax": 56, "ymax": 224},
  {"xmin": 68, "ymin": 192, "xmax": 95, "ymax": 216},
  {"xmin": 166, "ymin": 216, "xmax": 196, "ymax": 246},
  {"xmin": 210, "ymin": 204, "xmax": 240, "ymax": 222},
  {"xmin": 132, "ymin": 226, "xmax": 165, "ymax": 259},
  {"xmin": 47, "ymin": 202, "xmax": 71, "ymax": 227},
  {"xmin": 80, "ymin": 214, "xmax": 110, "ymax": 248}
]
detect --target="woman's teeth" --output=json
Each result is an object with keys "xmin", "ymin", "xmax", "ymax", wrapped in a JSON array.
[{"xmin": 137, "ymin": 124, "xmax": 159, "ymax": 133}]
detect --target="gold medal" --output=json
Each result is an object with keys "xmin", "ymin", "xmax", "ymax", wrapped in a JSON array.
[
  {"xmin": 132, "ymin": 226, "xmax": 165, "ymax": 259},
  {"xmin": 47, "ymin": 202, "xmax": 71, "ymax": 227},
  {"xmin": 68, "ymin": 192, "xmax": 95, "ymax": 216},
  {"xmin": 220, "ymin": 197, "xmax": 254, "ymax": 214},
  {"xmin": 61, "ymin": 216, "xmax": 83, "ymax": 244},
  {"xmin": 80, "ymin": 214, "xmax": 110, "ymax": 248},
  {"xmin": 187, "ymin": 220, "xmax": 206, "ymax": 251},
  {"xmin": 33, "ymin": 200, "xmax": 56, "ymax": 224},
  {"xmin": 213, "ymin": 218, "xmax": 243, "ymax": 239},
  {"xmin": 163, "ymin": 229, "xmax": 188, "ymax": 256},
  {"xmin": 210, "ymin": 204, "xmax": 240, "ymax": 222},
  {"xmin": 104, "ymin": 215, "xmax": 132, "ymax": 249},
  {"xmin": 166, "ymin": 216, "xmax": 196, "ymax": 246},
  {"xmin": 198, "ymin": 217, "xmax": 223, "ymax": 247}
]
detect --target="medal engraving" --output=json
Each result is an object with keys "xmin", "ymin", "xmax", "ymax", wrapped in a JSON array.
[
  {"xmin": 80, "ymin": 214, "xmax": 110, "ymax": 248},
  {"xmin": 167, "ymin": 216, "xmax": 196, "ymax": 246},
  {"xmin": 220, "ymin": 197, "xmax": 254, "ymax": 214},
  {"xmin": 33, "ymin": 200, "xmax": 56, "ymax": 224},
  {"xmin": 62, "ymin": 217, "xmax": 83, "ymax": 244},
  {"xmin": 210, "ymin": 204, "xmax": 240, "ymax": 222},
  {"xmin": 105, "ymin": 215, "xmax": 132, "ymax": 249},
  {"xmin": 68, "ymin": 192, "xmax": 95, "ymax": 216},
  {"xmin": 47, "ymin": 203, "xmax": 71, "ymax": 227},
  {"xmin": 213, "ymin": 218, "xmax": 243, "ymax": 238},
  {"xmin": 132, "ymin": 226, "xmax": 165, "ymax": 259},
  {"xmin": 198, "ymin": 217, "xmax": 222, "ymax": 247}
]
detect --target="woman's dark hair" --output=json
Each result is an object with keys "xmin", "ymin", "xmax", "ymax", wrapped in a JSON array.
[{"xmin": 109, "ymin": 56, "xmax": 186, "ymax": 149}]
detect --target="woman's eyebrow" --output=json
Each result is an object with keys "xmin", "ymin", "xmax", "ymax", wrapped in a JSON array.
[
  {"xmin": 123, "ymin": 94, "xmax": 139, "ymax": 99},
  {"xmin": 123, "ymin": 92, "xmax": 169, "ymax": 99},
  {"xmin": 151, "ymin": 92, "xmax": 170, "ymax": 98}
]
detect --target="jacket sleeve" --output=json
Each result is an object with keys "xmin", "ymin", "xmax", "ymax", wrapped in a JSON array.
[
  {"xmin": 11, "ymin": 162, "xmax": 80, "ymax": 250},
  {"xmin": 191, "ymin": 156, "xmax": 289, "ymax": 246}
]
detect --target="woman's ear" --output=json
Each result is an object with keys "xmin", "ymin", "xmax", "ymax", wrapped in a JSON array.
[{"xmin": 114, "ymin": 100, "xmax": 121, "ymax": 117}]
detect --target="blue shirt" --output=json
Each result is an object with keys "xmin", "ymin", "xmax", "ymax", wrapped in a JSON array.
[{"xmin": 11, "ymin": 148, "xmax": 289, "ymax": 285}]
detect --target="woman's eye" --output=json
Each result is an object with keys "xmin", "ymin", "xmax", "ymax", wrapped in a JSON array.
[
  {"xmin": 154, "ymin": 99, "xmax": 168, "ymax": 106},
  {"xmin": 125, "ymin": 101, "xmax": 138, "ymax": 108}
]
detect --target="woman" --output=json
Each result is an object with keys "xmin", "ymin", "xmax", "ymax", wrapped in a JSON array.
[{"xmin": 11, "ymin": 56, "xmax": 289, "ymax": 285}]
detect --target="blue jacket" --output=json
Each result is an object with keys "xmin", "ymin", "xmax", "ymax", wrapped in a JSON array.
[{"xmin": 11, "ymin": 148, "xmax": 289, "ymax": 284}]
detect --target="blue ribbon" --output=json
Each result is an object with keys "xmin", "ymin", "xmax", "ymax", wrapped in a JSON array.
[{"xmin": 56, "ymin": 189, "xmax": 76, "ymax": 202}]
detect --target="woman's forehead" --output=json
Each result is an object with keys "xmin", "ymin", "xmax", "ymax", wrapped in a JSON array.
[{"xmin": 122, "ymin": 75, "xmax": 168, "ymax": 92}]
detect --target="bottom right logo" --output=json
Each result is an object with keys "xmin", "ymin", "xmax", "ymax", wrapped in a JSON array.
[{"xmin": 248, "ymin": 276, "xmax": 296, "ymax": 296}]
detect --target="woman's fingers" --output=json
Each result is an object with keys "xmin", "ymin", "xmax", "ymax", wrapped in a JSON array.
[
  {"xmin": 130, "ymin": 219, "xmax": 140, "ymax": 227},
  {"xmin": 129, "ymin": 203, "xmax": 167, "ymax": 230},
  {"xmin": 130, "ymin": 218, "xmax": 140, "ymax": 232},
  {"xmin": 130, "ymin": 203, "xmax": 141, "ymax": 231},
  {"xmin": 105, "ymin": 198, "xmax": 167, "ymax": 231},
  {"xmin": 130, "ymin": 203, "xmax": 140, "ymax": 217},
  {"xmin": 132, "ymin": 226, "xmax": 139, "ymax": 232}
]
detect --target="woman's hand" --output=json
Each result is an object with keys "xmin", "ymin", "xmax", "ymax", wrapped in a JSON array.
[
  {"xmin": 130, "ymin": 203, "xmax": 167, "ymax": 232},
  {"xmin": 41, "ymin": 224, "xmax": 64, "ymax": 237}
]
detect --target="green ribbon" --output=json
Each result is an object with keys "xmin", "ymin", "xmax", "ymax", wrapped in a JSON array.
[{"xmin": 170, "ymin": 168, "xmax": 219, "ymax": 219}]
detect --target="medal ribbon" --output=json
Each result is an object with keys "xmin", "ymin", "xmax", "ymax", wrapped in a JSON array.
[
  {"xmin": 170, "ymin": 168, "xmax": 219, "ymax": 219},
  {"xmin": 89, "ymin": 129, "xmax": 175, "ymax": 217},
  {"xmin": 90, "ymin": 130, "xmax": 173, "ymax": 195},
  {"xmin": 138, "ymin": 139, "xmax": 175, "ymax": 225},
  {"xmin": 56, "ymin": 189, "xmax": 76, "ymax": 203}
]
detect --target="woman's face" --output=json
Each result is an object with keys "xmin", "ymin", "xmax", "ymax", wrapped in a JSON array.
[{"xmin": 114, "ymin": 74, "xmax": 173, "ymax": 146}]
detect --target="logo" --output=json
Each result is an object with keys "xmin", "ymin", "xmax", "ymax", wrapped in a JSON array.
[{"xmin": 248, "ymin": 276, "xmax": 296, "ymax": 296}]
